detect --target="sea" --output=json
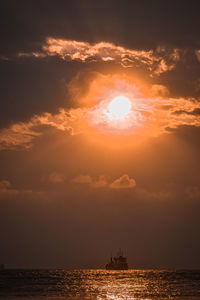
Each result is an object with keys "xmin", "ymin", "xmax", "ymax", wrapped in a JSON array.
[{"xmin": 0, "ymin": 269, "xmax": 200, "ymax": 299}]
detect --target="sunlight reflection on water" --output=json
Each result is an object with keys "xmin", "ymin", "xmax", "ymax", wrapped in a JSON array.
[{"xmin": 0, "ymin": 269, "xmax": 200, "ymax": 299}]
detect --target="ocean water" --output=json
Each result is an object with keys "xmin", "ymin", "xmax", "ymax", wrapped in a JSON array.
[{"xmin": 0, "ymin": 269, "xmax": 200, "ymax": 299}]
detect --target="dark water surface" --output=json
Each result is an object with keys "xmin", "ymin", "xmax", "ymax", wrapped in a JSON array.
[{"xmin": 0, "ymin": 269, "xmax": 200, "ymax": 299}]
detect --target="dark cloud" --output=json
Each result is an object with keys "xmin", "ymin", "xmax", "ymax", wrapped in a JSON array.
[{"xmin": 173, "ymin": 107, "xmax": 200, "ymax": 116}]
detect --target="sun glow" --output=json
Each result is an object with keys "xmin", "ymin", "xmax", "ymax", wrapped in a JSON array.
[
  {"xmin": 104, "ymin": 96, "xmax": 132, "ymax": 121},
  {"xmin": 72, "ymin": 74, "xmax": 159, "ymax": 140}
]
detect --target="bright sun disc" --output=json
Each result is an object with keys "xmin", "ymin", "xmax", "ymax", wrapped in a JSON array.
[{"xmin": 106, "ymin": 96, "xmax": 132, "ymax": 120}]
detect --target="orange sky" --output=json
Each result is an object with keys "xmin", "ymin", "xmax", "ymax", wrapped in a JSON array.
[{"xmin": 1, "ymin": 1, "xmax": 200, "ymax": 269}]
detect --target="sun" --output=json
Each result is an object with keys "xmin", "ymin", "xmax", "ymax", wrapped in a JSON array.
[{"xmin": 104, "ymin": 96, "xmax": 132, "ymax": 121}]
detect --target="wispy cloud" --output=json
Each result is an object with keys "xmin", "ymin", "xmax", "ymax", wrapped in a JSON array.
[
  {"xmin": 18, "ymin": 38, "xmax": 180, "ymax": 75},
  {"xmin": 18, "ymin": 52, "xmax": 46, "ymax": 58},
  {"xmin": 43, "ymin": 38, "xmax": 153, "ymax": 66},
  {"xmin": 172, "ymin": 108, "xmax": 200, "ymax": 116},
  {"xmin": 155, "ymin": 97, "xmax": 200, "ymax": 131},
  {"xmin": 0, "ymin": 109, "xmax": 80, "ymax": 151},
  {"xmin": 0, "ymin": 121, "xmax": 42, "ymax": 150}
]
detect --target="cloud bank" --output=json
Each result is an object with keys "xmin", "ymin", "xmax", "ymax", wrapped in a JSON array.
[
  {"xmin": 72, "ymin": 174, "xmax": 136, "ymax": 189},
  {"xmin": 1, "ymin": 78, "xmax": 200, "ymax": 151}
]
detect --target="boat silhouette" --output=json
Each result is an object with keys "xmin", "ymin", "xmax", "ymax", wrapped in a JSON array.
[{"xmin": 106, "ymin": 249, "xmax": 128, "ymax": 270}]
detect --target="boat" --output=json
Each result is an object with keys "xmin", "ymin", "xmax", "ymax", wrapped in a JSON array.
[{"xmin": 106, "ymin": 250, "xmax": 128, "ymax": 270}]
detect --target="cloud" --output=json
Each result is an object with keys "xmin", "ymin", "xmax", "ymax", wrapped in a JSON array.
[
  {"xmin": 150, "ymin": 84, "xmax": 169, "ymax": 98},
  {"xmin": 1, "ymin": 95, "xmax": 200, "ymax": 151},
  {"xmin": 72, "ymin": 175, "xmax": 92, "ymax": 184},
  {"xmin": 0, "ymin": 109, "xmax": 79, "ymax": 151},
  {"xmin": 1, "ymin": 73, "xmax": 200, "ymax": 151},
  {"xmin": 91, "ymin": 176, "xmax": 107, "ymax": 188},
  {"xmin": 0, "ymin": 121, "xmax": 41, "ymax": 150},
  {"xmin": 0, "ymin": 180, "xmax": 32, "ymax": 199},
  {"xmin": 42, "ymin": 38, "xmax": 153, "ymax": 67},
  {"xmin": 172, "ymin": 108, "xmax": 200, "ymax": 116},
  {"xmin": 72, "ymin": 175, "xmax": 107, "ymax": 188},
  {"xmin": 109, "ymin": 174, "xmax": 136, "ymax": 189},
  {"xmin": 18, "ymin": 52, "xmax": 46, "ymax": 58},
  {"xmin": 18, "ymin": 38, "xmax": 180, "ymax": 75},
  {"xmin": 72, "ymin": 174, "xmax": 136, "ymax": 190},
  {"xmin": 48, "ymin": 172, "xmax": 65, "ymax": 183}
]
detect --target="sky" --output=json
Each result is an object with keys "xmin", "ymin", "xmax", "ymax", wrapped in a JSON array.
[{"xmin": 0, "ymin": 0, "xmax": 200, "ymax": 269}]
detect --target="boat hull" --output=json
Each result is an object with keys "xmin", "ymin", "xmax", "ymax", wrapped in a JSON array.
[{"xmin": 106, "ymin": 263, "xmax": 128, "ymax": 270}]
